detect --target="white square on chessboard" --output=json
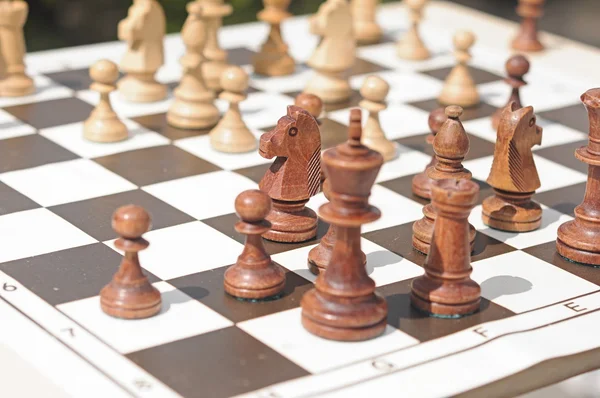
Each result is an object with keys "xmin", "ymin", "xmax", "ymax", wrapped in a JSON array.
[
  {"xmin": 0, "ymin": 110, "xmax": 35, "ymax": 140},
  {"xmin": 40, "ymin": 120, "xmax": 169, "ymax": 159},
  {"xmin": 472, "ymin": 251, "xmax": 598, "ymax": 313},
  {"xmin": 216, "ymin": 92, "xmax": 295, "ymax": 130},
  {"xmin": 469, "ymin": 204, "xmax": 573, "ymax": 250},
  {"xmin": 464, "ymin": 155, "xmax": 588, "ymax": 193},
  {"xmin": 328, "ymin": 104, "xmax": 430, "ymax": 140},
  {"xmin": 238, "ymin": 308, "xmax": 419, "ymax": 373},
  {"xmin": 273, "ymin": 238, "xmax": 423, "ymax": 287},
  {"xmin": 358, "ymin": 42, "xmax": 454, "ymax": 73},
  {"xmin": 57, "ymin": 281, "xmax": 233, "ymax": 354},
  {"xmin": 104, "ymin": 221, "xmax": 243, "ymax": 280},
  {"xmin": 0, "ymin": 75, "xmax": 73, "ymax": 108},
  {"xmin": 350, "ymin": 70, "xmax": 443, "ymax": 104},
  {"xmin": 0, "ymin": 159, "xmax": 136, "ymax": 207},
  {"xmin": 376, "ymin": 145, "xmax": 432, "ymax": 183},
  {"xmin": 0, "ymin": 208, "xmax": 96, "ymax": 263},
  {"xmin": 249, "ymin": 64, "xmax": 312, "ymax": 94},
  {"xmin": 77, "ymin": 90, "xmax": 173, "ymax": 119},
  {"xmin": 143, "ymin": 171, "xmax": 258, "ymax": 221}
]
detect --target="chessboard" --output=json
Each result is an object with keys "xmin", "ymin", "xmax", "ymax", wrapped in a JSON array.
[{"xmin": 1, "ymin": 1, "xmax": 600, "ymax": 397}]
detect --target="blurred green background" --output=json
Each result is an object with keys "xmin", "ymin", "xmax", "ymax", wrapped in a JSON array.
[{"xmin": 25, "ymin": 0, "xmax": 599, "ymax": 52}]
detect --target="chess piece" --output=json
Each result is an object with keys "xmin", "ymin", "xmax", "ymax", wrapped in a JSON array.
[
  {"xmin": 301, "ymin": 109, "xmax": 387, "ymax": 341},
  {"xmin": 304, "ymin": 0, "xmax": 356, "ymax": 104},
  {"xmin": 556, "ymin": 88, "xmax": 600, "ymax": 266},
  {"xmin": 411, "ymin": 179, "xmax": 481, "ymax": 317},
  {"xmin": 168, "ymin": 2, "xmax": 219, "ymax": 130},
  {"xmin": 100, "ymin": 205, "xmax": 161, "ymax": 319},
  {"xmin": 209, "ymin": 66, "xmax": 256, "ymax": 153},
  {"xmin": 224, "ymin": 190, "xmax": 286, "ymax": 299},
  {"xmin": 360, "ymin": 75, "xmax": 398, "ymax": 162},
  {"xmin": 0, "ymin": 0, "xmax": 34, "ymax": 97},
  {"xmin": 83, "ymin": 60, "xmax": 128, "ymax": 143},
  {"xmin": 483, "ymin": 103, "xmax": 543, "ymax": 232},
  {"xmin": 412, "ymin": 108, "xmax": 447, "ymax": 199},
  {"xmin": 259, "ymin": 105, "xmax": 322, "ymax": 242},
  {"xmin": 351, "ymin": 0, "xmax": 382, "ymax": 45},
  {"xmin": 202, "ymin": 0, "xmax": 233, "ymax": 91},
  {"xmin": 253, "ymin": 0, "xmax": 295, "ymax": 76},
  {"xmin": 396, "ymin": 0, "xmax": 430, "ymax": 60},
  {"xmin": 295, "ymin": 93, "xmax": 323, "ymax": 122},
  {"xmin": 491, "ymin": 55, "xmax": 530, "ymax": 130},
  {"xmin": 512, "ymin": 0, "xmax": 545, "ymax": 52},
  {"xmin": 117, "ymin": 0, "xmax": 167, "ymax": 103},
  {"xmin": 438, "ymin": 31, "xmax": 479, "ymax": 108},
  {"xmin": 412, "ymin": 106, "xmax": 476, "ymax": 255}
]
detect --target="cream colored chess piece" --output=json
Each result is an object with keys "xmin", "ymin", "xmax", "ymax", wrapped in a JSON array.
[
  {"xmin": 438, "ymin": 30, "xmax": 479, "ymax": 108},
  {"xmin": 304, "ymin": 0, "xmax": 355, "ymax": 104},
  {"xmin": 168, "ymin": 1, "xmax": 219, "ymax": 130},
  {"xmin": 351, "ymin": 0, "xmax": 382, "ymax": 45},
  {"xmin": 0, "ymin": 0, "xmax": 34, "ymax": 97},
  {"xmin": 397, "ymin": 0, "xmax": 430, "ymax": 60},
  {"xmin": 117, "ymin": 0, "xmax": 167, "ymax": 103},
  {"xmin": 360, "ymin": 76, "xmax": 398, "ymax": 162},
  {"xmin": 84, "ymin": 60, "xmax": 128, "ymax": 143},
  {"xmin": 202, "ymin": 0, "xmax": 233, "ymax": 92},
  {"xmin": 253, "ymin": 0, "xmax": 295, "ymax": 76},
  {"xmin": 209, "ymin": 66, "xmax": 256, "ymax": 153}
]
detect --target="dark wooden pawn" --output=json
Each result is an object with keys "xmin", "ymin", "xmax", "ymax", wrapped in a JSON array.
[
  {"xmin": 557, "ymin": 88, "xmax": 600, "ymax": 266},
  {"xmin": 491, "ymin": 55, "xmax": 530, "ymax": 130},
  {"xmin": 412, "ymin": 107, "xmax": 447, "ymax": 199},
  {"xmin": 412, "ymin": 106, "xmax": 476, "ymax": 255},
  {"xmin": 301, "ymin": 109, "xmax": 387, "ymax": 341},
  {"xmin": 224, "ymin": 190, "xmax": 286, "ymax": 299},
  {"xmin": 512, "ymin": 0, "xmax": 545, "ymax": 52},
  {"xmin": 411, "ymin": 179, "xmax": 481, "ymax": 317},
  {"xmin": 295, "ymin": 93, "xmax": 323, "ymax": 122},
  {"xmin": 100, "ymin": 205, "xmax": 161, "ymax": 319}
]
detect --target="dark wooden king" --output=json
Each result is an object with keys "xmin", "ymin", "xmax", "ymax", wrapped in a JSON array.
[{"xmin": 301, "ymin": 109, "xmax": 387, "ymax": 341}]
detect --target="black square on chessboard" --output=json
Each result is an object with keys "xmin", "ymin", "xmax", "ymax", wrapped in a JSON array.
[
  {"xmin": 408, "ymin": 98, "xmax": 498, "ymax": 122},
  {"xmin": 539, "ymin": 103, "xmax": 589, "ymax": 133},
  {"xmin": 0, "ymin": 243, "xmax": 160, "ymax": 306},
  {"xmin": 127, "ymin": 326, "xmax": 309, "ymax": 398},
  {"xmin": 44, "ymin": 68, "xmax": 122, "ymax": 92},
  {"xmin": 228, "ymin": 47, "xmax": 258, "ymax": 66},
  {"xmin": 4, "ymin": 97, "xmax": 94, "ymax": 129},
  {"xmin": 0, "ymin": 181, "xmax": 40, "ymax": 216},
  {"xmin": 534, "ymin": 140, "xmax": 588, "ymax": 174},
  {"xmin": 48, "ymin": 189, "xmax": 194, "ymax": 241},
  {"xmin": 132, "ymin": 113, "xmax": 212, "ymax": 141},
  {"xmin": 94, "ymin": 145, "xmax": 221, "ymax": 186},
  {"xmin": 535, "ymin": 183, "xmax": 587, "ymax": 217},
  {"xmin": 0, "ymin": 134, "xmax": 78, "ymax": 173}
]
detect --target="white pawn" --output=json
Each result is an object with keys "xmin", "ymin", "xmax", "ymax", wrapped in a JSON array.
[
  {"xmin": 397, "ymin": 0, "xmax": 430, "ymax": 60},
  {"xmin": 360, "ymin": 75, "xmax": 398, "ymax": 162},
  {"xmin": 351, "ymin": 0, "xmax": 382, "ymax": 45},
  {"xmin": 84, "ymin": 60, "xmax": 128, "ymax": 143},
  {"xmin": 209, "ymin": 66, "xmax": 256, "ymax": 153},
  {"xmin": 438, "ymin": 31, "xmax": 479, "ymax": 108}
]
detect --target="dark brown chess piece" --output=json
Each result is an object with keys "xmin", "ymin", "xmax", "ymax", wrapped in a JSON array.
[
  {"xmin": 483, "ymin": 103, "xmax": 543, "ymax": 232},
  {"xmin": 301, "ymin": 109, "xmax": 387, "ymax": 341},
  {"xmin": 512, "ymin": 0, "xmax": 545, "ymax": 52},
  {"xmin": 295, "ymin": 93, "xmax": 323, "ymax": 122},
  {"xmin": 412, "ymin": 106, "xmax": 476, "ymax": 255},
  {"xmin": 491, "ymin": 55, "xmax": 530, "ymax": 131},
  {"xmin": 100, "ymin": 205, "xmax": 161, "ymax": 319},
  {"xmin": 412, "ymin": 107, "xmax": 447, "ymax": 200},
  {"xmin": 224, "ymin": 190, "xmax": 286, "ymax": 299},
  {"xmin": 259, "ymin": 105, "xmax": 322, "ymax": 243},
  {"xmin": 557, "ymin": 88, "xmax": 600, "ymax": 266},
  {"xmin": 411, "ymin": 179, "xmax": 481, "ymax": 317}
]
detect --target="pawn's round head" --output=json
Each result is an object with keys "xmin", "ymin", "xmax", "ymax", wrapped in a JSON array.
[
  {"xmin": 445, "ymin": 105, "xmax": 463, "ymax": 119},
  {"xmin": 235, "ymin": 190, "xmax": 272, "ymax": 223},
  {"xmin": 90, "ymin": 59, "xmax": 120, "ymax": 85},
  {"xmin": 453, "ymin": 30, "xmax": 476, "ymax": 51},
  {"xmin": 428, "ymin": 107, "xmax": 447, "ymax": 134},
  {"xmin": 112, "ymin": 205, "xmax": 151, "ymax": 239},
  {"xmin": 220, "ymin": 66, "xmax": 249, "ymax": 93},
  {"xmin": 506, "ymin": 54, "xmax": 530, "ymax": 77},
  {"xmin": 360, "ymin": 75, "xmax": 389, "ymax": 102},
  {"xmin": 295, "ymin": 93, "xmax": 323, "ymax": 119}
]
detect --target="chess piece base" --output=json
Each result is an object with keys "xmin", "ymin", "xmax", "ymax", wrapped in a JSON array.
[
  {"xmin": 100, "ymin": 281, "xmax": 161, "ymax": 319},
  {"xmin": 167, "ymin": 100, "xmax": 220, "ymax": 130},
  {"xmin": 557, "ymin": 220, "xmax": 600, "ymax": 266},
  {"xmin": 413, "ymin": 204, "xmax": 476, "ymax": 255},
  {"xmin": 397, "ymin": 44, "xmax": 431, "ymax": 61},
  {"xmin": 482, "ymin": 193, "xmax": 542, "ymax": 232},
  {"xmin": 253, "ymin": 52, "xmax": 295, "ymax": 77},
  {"xmin": 1, "ymin": 74, "xmax": 35, "ymax": 97},
  {"xmin": 411, "ymin": 172, "xmax": 433, "ymax": 200},
  {"xmin": 438, "ymin": 84, "xmax": 480, "ymax": 109},
  {"xmin": 362, "ymin": 138, "xmax": 398, "ymax": 162},
  {"xmin": 118, "ymin": 74, "xmax": 167, "ymax": 103},
  {"xmin": 263, "ymin": 200, "xmax": 317, "ymax": 243},
  {"xmin": 84, "ymin": 117, "xmax": 128, "ymax": 143},
  {"xmin": 411, "ymin": 276, "xmax": 481, "ymax": 317},
  {"xmin": 224, "ymin": 263, "xmax": 286, "ymax": 300},
  {"xmin": 304, "ymin": 70, "xmax": 351, "ymax": 104},
  {"xmin": 511, "ymin": 36, "xmax": 544, "ymax": 53},
  {"xmin": 210, "ymin": 127, "xmax": 257, "ymax": 153}
]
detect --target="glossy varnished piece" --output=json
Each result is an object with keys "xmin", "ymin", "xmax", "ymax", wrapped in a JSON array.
[
  {"xmin": 483, "ymin": 103, "xmax": 543, "ymax": 232},
  {"xmin": 557, "ymin": 88, "xmax": 600, "ymax": 266},
  {"xmin": 411, "ymin": 179, "xmax": 481, "ymax": 317},
  {"xmin": 491, "ymin": 55, "xmax": 530, "ymax": 131},
  {"xmin": 100, "ymin": 205, "xmax": 161, "ymax": 319},
  {"xmin": 411, "ymin": 107, "xmax": 446, "ymax": 200},
  {"xmin": 512, "ymin": 0, "xmax": 545, "ymax": 52},
  {"xmin": 301, "ymin": 109, "xmax": 387, "ymax": 341},
  {"xmin": 224, "ymin": 190, "xmax": 286, "ymax": 299}
]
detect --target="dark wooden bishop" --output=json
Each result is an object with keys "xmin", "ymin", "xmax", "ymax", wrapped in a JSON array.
[
  {"xmin": 557, "ymin": 88, "xmax": 600, "ymax": 266},
  {"xmin": 411, "ymin": 179, "xmax": 481, "ymax": 317},
  {"xmin": 100, "ymin": 205, "xmax": 161, "ymax": 319},
  {"xmin": 301, "ymin": 109, "xmax": 387, "ymax": 341},
  {"xmin": 224, "ymin": 190, "xmax": 286, "ymax": 299},
  {"xmin": 412, "ymin": 106, "xmax": 476, "ymax": 255},
  {"xmin": 412, "ymin": 107, "xmax": 447, "ymax": 199},
  {"xmin": 491, "ymin": 55, "xmax": 530, "ymax": 130},
  {"xmin": 512, "ymin": 0, "xmax": 545, "ymax": 52}
]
